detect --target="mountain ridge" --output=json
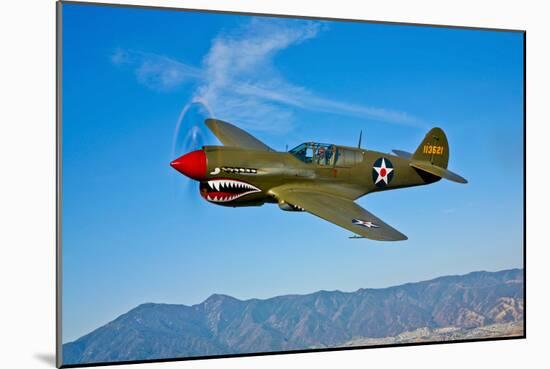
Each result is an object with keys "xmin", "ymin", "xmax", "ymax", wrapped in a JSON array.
[{"xmin": 63, "ymin": 268, "xmax": 524, "ymax": 365}]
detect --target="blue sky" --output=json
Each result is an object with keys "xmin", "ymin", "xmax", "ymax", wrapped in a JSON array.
[{"xmin": 61, "ymin": 3, "xmax": 524, "ymax": 342}]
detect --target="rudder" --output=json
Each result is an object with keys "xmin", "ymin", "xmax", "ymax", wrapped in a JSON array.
[{"xmin": 412, "ymin": 127, "xmax": 449, "ymax": 169}]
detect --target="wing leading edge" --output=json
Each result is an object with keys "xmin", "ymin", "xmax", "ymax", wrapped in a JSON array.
[
  {"xmin": 270, "ymin": 187, "xmax": 407, "ymax": 241},
  {"xmin": 205, "ymin": 119, "xmax": 273, "ymax": 151}
]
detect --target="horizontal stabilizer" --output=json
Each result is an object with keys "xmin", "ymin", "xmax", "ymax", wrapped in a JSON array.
[
  {"xmin": 392, "ymin": 149, "xmax": 413, "ymax": 159},
  {"xmin": 410, "ymin": 160, "xmax": 467, "ymax": 184}
]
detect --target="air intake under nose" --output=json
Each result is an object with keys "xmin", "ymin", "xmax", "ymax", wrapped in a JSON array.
[{"xmin": 170, "ymin": 150, "xmax": 207, "ymax": 180}]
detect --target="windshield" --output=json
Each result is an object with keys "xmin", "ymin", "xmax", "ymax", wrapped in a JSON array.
[{"xmin": 289, "ymin": 142, "xmax": 335, "ymax": 166}]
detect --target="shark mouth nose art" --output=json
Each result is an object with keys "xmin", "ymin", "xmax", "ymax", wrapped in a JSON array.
[{"xmin": 200, "ymin": 179, "xmax": 261, "ymax": 203}]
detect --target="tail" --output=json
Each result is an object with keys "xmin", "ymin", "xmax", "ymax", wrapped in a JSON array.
[
  {"xmin": 410, "ymin": 127, "xmax": 467, "ymax": 184},
  {"xmin": 412, "ymin": 127, "xmax": 449, "ymax": 168}
]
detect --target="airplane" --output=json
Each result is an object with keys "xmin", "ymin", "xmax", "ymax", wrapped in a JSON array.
[{"xmin": 170, "ymin": 119, "xmax": 467, "ymax": 241}]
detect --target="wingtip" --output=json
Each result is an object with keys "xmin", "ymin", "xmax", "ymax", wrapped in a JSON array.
[
  {"xmin": 204, "ymin": 118, "xmax": 216, "ymax": 126},
  {"xmin": 385, "ymin": 232, "xmax": 408, "ymax": 241},
  {"xmin": 451, "ymin": 175, "xmax": 468, "ymax": 184},
  {"xmin": 391, "ymin": 234, "xmax": 408, "ymax": 241}
]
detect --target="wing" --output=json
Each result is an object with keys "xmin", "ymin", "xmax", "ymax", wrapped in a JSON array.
[
  {"xmin": 205, "ymin": 119, "xmax": 273, "ymax": 151},
  {"xmin": 271, "ymin": 187, "xmax": 407, "ymax": 241}
]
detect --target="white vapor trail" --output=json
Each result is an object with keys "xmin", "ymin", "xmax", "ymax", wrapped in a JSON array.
[{"xmin": 113, "ymin": 18, "xmax": 424, "ymax": 136}]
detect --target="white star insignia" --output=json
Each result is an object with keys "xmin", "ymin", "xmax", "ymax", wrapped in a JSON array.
[
  {"xmin": 373, "ymin": 158, "xmax": 394, "ymax": 185},
  {"xmin": 352, "ymin": 218, "xmax": 380, "ymax": 228}
]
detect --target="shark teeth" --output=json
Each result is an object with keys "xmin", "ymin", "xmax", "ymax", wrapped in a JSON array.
[
  {"xmin": 202, "ymin": 179, "xmax": 261, "ymax": 203},
  {"xmin": 207, "ymin": 179, "xmax": 259, "ymax": 192}
]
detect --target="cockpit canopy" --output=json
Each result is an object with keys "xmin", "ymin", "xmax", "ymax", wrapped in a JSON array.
[
  {"xmin": 289, "ymin": 142, "xmax": 363, "ymax": 167},
  {"xmin": 289, "ymin": 142, "xmax": 334, "ymax": 165}
]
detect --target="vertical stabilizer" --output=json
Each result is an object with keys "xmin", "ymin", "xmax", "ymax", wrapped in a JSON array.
[{"xmin": 412, "ymin": 127, "xmax": 449, "ymax": 169}]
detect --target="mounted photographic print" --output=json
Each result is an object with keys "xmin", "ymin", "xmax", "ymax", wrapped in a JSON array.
[{"xmin": 57, "ymin": 1, "xmax": 525, "ymax": 367}]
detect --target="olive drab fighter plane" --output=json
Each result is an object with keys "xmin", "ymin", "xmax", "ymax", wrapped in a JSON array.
[{"xmin": 170, "ymin": 119, "xmax": 467, "ymax": 241}]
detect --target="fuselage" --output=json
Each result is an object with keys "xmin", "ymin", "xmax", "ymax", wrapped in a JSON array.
[{"xmin": 171, "ymin": 143, "xmax": 440, "ymax": 209}]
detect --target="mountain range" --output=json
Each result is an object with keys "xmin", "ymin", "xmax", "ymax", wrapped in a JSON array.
[{"xmin": 63, "ymin": 268, "xmax": 524, "ymax": 365}]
